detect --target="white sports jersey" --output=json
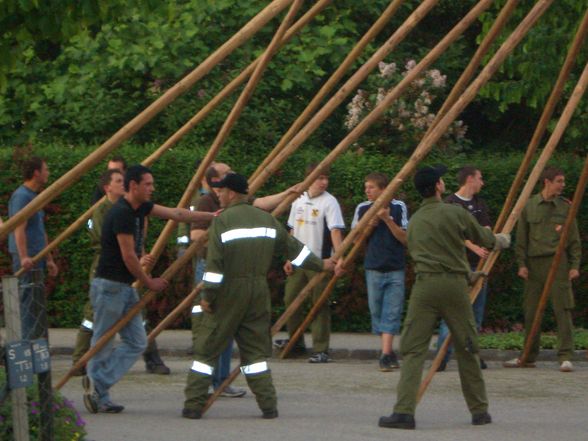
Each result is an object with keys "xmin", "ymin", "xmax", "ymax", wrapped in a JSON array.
[{"xmin": 287, "ymin": 191, "xmax": 345, "ymax": 258}]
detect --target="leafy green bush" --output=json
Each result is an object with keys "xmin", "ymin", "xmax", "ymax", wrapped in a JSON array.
[
  {"xmin": 0, "ymin": 372, "xmax": 87, "ymax": 441},
  {"xmin": 0, "ymin": 145, "xmax": 586, "ymax": 332}
]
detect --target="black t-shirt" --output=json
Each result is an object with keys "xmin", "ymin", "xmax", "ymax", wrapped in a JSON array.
[
  {"xmin": 95, "ymin": 198, "xmax": 154, "ymax": 284},
  {"xmin": 444, "ymin": 193, "xmax": 492, "ymax": 266}
]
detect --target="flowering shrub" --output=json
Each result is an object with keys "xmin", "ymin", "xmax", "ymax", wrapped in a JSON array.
[
  {"xmin": 345, "ymin": 60, "xmax": 469, "ymax": 154},
  {"xmin": 0, "ymin": 372, "xmax": 87, "ymax": 441}
]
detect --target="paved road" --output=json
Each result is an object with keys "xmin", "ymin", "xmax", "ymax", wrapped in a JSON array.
[{"xmin": 53, "ymin": 356, "xmax": 587, "ymax": 441}]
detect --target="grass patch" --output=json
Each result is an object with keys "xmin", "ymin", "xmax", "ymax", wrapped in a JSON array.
[{"xmin": 478, "ymin": 329, "xmax": 588, "ymax": 350}]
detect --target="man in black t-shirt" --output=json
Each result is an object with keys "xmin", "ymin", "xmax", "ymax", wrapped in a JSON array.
[
  {"xmin": 436, "ymin": 166, "xmax": 492, "ymax": 372},
  {"xmin": 83, "ymin": 165, "xmax": 215, "ymax": 414}
]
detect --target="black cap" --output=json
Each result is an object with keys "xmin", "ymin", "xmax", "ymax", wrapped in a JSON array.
[
  {"xmin": 211, "ymin": 172, "xmax": 249, "ymax": 194},
  {"xmin": 413, "ymin": 164, "xmax": 447, "ymax": 193}
]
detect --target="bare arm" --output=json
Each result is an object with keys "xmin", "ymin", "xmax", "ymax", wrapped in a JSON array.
[
  {"xmin": 190, "ymin": 228, "xmax": 207, "ymax": 242},
  {"xmin": 253, "ymin": 183, "xmax": 303, "ymax": 212},
  {"xmin": 330, "ymin": 228, "xmax": 343, "ymax": 253},
  {"xmin": 151, "ymin": 204, "xmax": 215, "ymax": 224},
  {"xmin": 14, "ymin": 223, "xmax": 33, "ymax": 270},
  {"xmin": 377, "ymin": 209, "xmax": 407, "ymax": 246},
  {"xmin": 117, "ymin": 233, "xmax": 168, "ymax": 292},
  {"xmin": 464, "ymin": 239, "xmax": 489, "ymax": 260}
]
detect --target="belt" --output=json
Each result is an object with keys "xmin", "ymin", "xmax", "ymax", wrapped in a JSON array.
[{"xmin": 416, "ymin": 272, "xmax": 467, "ymax": 279}]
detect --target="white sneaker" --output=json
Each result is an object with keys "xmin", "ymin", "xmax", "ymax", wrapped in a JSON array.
[{"xmin": 559, "ymin": 360, "xmax": 573, "ymax": 372}]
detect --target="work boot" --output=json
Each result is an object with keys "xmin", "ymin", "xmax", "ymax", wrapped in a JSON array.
[
  {"xmin": 472, "ymin": 411, "xmax": 492, "ymax": 425},
  {"xmin": 480, "ymin": 358, "xmax": 488, "ymax": 370},
  {"xmin": 143, "ymin": 341, "xmax": 171, "ymax": 375},
  {"xmin": 274, "ymin": 338, "xmax": 307, "ymax": 356},
  {"xmin": 182, "ymin": 408, "xmax": 202, "ymax": 420},
  {"xmin": 436, "ymin": 359, "xmax": 448, "ymax": 372},
  {"xmin": 378, "ymin": 413, "xmax": 415, "ymax": 429},
  {"xmin": 262, "ymin": 409, "xmax": 279, "ymax": 419}
]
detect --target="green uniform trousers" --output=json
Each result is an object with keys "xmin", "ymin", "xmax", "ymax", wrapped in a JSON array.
[
  {"xmin": 284, "ymin": 268, "xmax": 330, "ymax": 353},
  {"xmin": 524, "ymin": 256, "xmax": 575, "ymax": 363},
  {"xmin": 394, "ymin": 274, "xmax": 487, "ymax": 415},
  {"xmin": 184, "ymin": 278, "xmax": 276, "ymax": 413}
]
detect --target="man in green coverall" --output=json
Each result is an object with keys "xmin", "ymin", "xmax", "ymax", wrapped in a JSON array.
[
  {"xmin": 182, "ymin": 173, "xmax": 336, "ymax": 420},
  {"xmin": 379, "ymin": 165, "xmax": 511, "ymax": 430},
  {"xmin": 504, "ymin": 166, "xmax": 581, "ymax": 372}
]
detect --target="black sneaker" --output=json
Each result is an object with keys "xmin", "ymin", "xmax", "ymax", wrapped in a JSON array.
[
  {"xmin": 480, "ymin": 359, "xmax": 487, "ymax": 370},
  {"xmin": 98, "ymin": 401, "xmax": 124, "ymax": 414},
  {"xmin": 308, "ymin": 352, "xmax": 330, "ymax": 363},
  {"xmin": 218, "ymin": 386, "xmax": 246, "ymax": 398},
  {"xmin": 262, "ymin": 409, "xmax": 279, "ymax": 419},
  {"xmin": 274, "ymin": 339, "xmax": 307, "ymax": 355},
  {"xmin": 472, "ymin": 411, "xmax": 492, "ymax": 425},
  {"xmin": 379, "ymin": 353, "xmax": 399, "ymax": 372},
  {"xmin": 378, "ymin": 412, "xmax": 416, "ymax": 429},
  {"xmin": 182, "ymin": 408, "xmax": 202, "ymax": 420}
]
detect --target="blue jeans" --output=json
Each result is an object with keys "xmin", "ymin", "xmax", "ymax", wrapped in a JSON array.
[
  {"xmin": 11, "ymin": 254, "xmax": 45, "ymax": 340},
  {"xmin": 365, "ymin": 269, "xmax": 405, "ymax": 335},
  {"xmin": 436, "ymin": 269, "xmax": 488, "ymax": 363},
  {"xmin": 194, "ymin": 258, "xmax": 233, "ymax": 388},
  {"xmin": 88, "ymin": 278, "xmax": 147, "ymax": 405}
]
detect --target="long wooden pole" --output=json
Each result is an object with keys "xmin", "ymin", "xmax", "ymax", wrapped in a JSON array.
[
  {"xmin": 54, "ymin": 0, "xmax": 304, "ymax": 391},
  {"xmin": 16, "ymin": 0, "xmax": 332, "ymax": 275},
  {"xmin": 140, "ymin": 0, "xmax": 305, "ymax": 277},
  {"xmin": 0, "ymin": 0, "xmax": 294, "ymax": 243},
  {"xmin": 54, "ymin": 236, "xmax": 206, "ymax": 390},
  {"xmin": 248, "ymin": 0, "xmax": 405, "ymax": 185},
  {"xmin": 148, "ymin": 284, "xmax": 202, "ymax": 342},
  {"xmin": 419, "ymin": 8, "xmax": 588, "ymax": 392},
  {"xmin": 519, "ymin": 155, "xmax": 588, "ymax": 364},
  {"xmin": 247, "ymin": 0, "xmax": 440, "ymax": 194},
  {"xmin": 417, "ymin": 58, "xmax": 588, "ymax": 402},
  {"xmin": 270, "ymin": 0, "xmax": 495, "ymax": 218},
  {"xmin": 280, "ymin": 0, "xmax": 521, "ymax": 358},
  {"xmin": 206, "ymin": 0, "xmax": 549, "ymax": 413}
]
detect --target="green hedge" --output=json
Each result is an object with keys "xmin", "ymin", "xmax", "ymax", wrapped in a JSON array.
[{"xmin": 0, "ymin": 144, "xmax": 586, "ymax": 331}]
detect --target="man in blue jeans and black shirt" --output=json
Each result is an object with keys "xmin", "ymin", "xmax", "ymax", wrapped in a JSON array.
[
  {"xmin": 350, "ymin": 172, "xmax": 408, "ymax": 371},
  {"xmin": 436, "ymin": 166, "xmax": 492, "ymax": 371},
  {"xmin": 84, "ymin": 165, "xmax": 214, "ymax": 414}
]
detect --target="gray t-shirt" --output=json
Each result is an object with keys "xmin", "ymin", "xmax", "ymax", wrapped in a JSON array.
[{"xmin": 8, "ymin": 185, "xmax": 47, "ymax": 259}]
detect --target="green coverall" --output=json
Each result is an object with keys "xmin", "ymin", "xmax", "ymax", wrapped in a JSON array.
[
  {"xmin": 184, "ymin": 201, "xmax": 323, "ymax": 413},
  {"xmin": 515, "ymin": 194, "xmax": 581, "ymax": 363},
  {"xmin": 72, "ymin": 198, "xmax": 113, "ymax": 364},
  {"xmin": 393, "ymin": 197, "xmax": 496, "ymax": 416}
]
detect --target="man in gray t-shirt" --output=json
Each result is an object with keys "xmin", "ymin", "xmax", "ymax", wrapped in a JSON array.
[{"xmin": 8, "ymin": 157, "xmax": 58, "ymax": 339}]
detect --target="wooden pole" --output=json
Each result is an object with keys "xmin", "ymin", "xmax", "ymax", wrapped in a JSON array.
[
  {"xmin": 0, "ymin": 0, "xmax": 294, "ymax": 243},
  {"xmin": 147, "ymin": 284, "xmax": 202, "ymax": 343},
  {"xmin": 139, "ymin": 0, "xmax": 305, "ymax": 277},
  {"xmin": 248, "ymin": 0, "xmax": 405, "ymax": 186},
  {"xmin": 247, "ymin": 0, "xmax": 440, "ymax": 194},
  {"xmin": 54, "ymin": 236, "xmax": 205, "ymax": 390},
  {"xmin": 417, "ymin": 58, "xmax": 588, "ymax": 402},
  {"xmin": 519, "ymin": 158, "xmax": 588, "ymax": 364},
  {"xmin": 270, "ymin": 0, "xmax": 496, "ymax": 218},
  {"xmin": 493, "ymin": 7, "xmax": 588, "ymax": 232},
  {"xmin": 18, "ymin": 1, "xmax": 330, "ymax": 277},
  {"xmin": 2, "ymin": 276, "xmax": 31, "ymax": 441},
  {"xmin": 418, "ymin": 8, "xmax": 588, "ymax": 395}
]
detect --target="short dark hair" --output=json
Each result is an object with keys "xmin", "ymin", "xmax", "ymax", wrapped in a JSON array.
[
  {"xmin": 205, "ymin": 166, "xmax": 219, "ymax": 188},
  {"xmin": 109, "ymin": 155, "xmax": 127, "ymax": 171},
  {"xmin": 414, "ymin": 164, "xmax": 447, "ymax": 198},
  {"xmin": 456, "ymin": 166, "xmax": 480, "ymax": 186},
  {"xmin": 365, "ymin": 172, "xmax": 388, "ymax": 189},
  {"xmin": 22, "ymin": 157, "xmax": 45, "ymax": 181},
  {"xmin": 305, "ymin": 162, "xmax": 329, "ymax": 178},
  {"xmin": 541, "ymin": 166, "xmax": 564, "ymax": 185},
  {"xmin": 124, "ymin": 165, "xmax": 152, "ymax": 191},
  {"xmin": 100, "ymin": 168, "xmax": 123, "ymax": 191}
]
